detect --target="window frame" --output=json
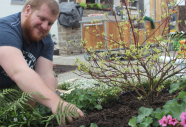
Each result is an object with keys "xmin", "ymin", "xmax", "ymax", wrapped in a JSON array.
[
  {"xmin": 11, "ymin": 0, "xmax": 26, "ymax": 5},
  {"xmin": 59, "ymin": 0, "xmax": 76, "ymax": 3}
]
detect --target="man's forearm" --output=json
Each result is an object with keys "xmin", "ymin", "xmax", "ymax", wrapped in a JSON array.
[
  {"xmin": 40, "ymin": 74, "xmax": 58, "ymax": 92},
  {"xmin": 12, "ymin": 68, "xmax": 62, "ymax": 113}
]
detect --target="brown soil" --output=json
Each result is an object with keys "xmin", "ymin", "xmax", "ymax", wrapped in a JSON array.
[
  {"xmin": 64, "ymin": 91, "xmax": 174, "ymax": 127},
  {"xmin": 53, "ymin": 65, "xmax": 174, "ymax": 127},
  {"xmin": 53, "ymin": 65, "xmax": 77, "ymax": 75}
]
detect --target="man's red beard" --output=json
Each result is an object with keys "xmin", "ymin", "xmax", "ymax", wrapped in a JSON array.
[{"xmin": 23, "ymin": 14, "xmax": 47, "ymax": 43}]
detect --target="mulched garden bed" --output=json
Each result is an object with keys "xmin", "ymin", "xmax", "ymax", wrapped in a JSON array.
[
  {"xmin": 64, "ymin": 91, "xmax": 174, "ymax": 127},
  {"xmin": 53, "ymin": 64, "xmax": 174, "ymax": 127},
  {"xmin": 54, "ymin": 49, "xmax": 59, "ymax": 55},
  {"xmin": 53, "ymin": 65, "xmax": 77, "ymax": 75}
]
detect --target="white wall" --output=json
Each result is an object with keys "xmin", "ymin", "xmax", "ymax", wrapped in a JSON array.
[
  {"xmin": 144, "ymin": 0, "xmax": 150, "ymax": 17},
  {"xmin": 0, "ymin": 0, "xmax": 59, "ymax": 43},
  {"xmin": 114, "ymin": 0, "xmax": 120, "ymax": 7},
  {"xmin": 143, "ymin": 0, "xmax": 185, "ymax": 18},
  {"xmin": 113, "ymin": 0, "xmax": 151, "ymax": 17},
  {"xmin": 177, "ymin": 0, "xmax": 185, "ymax": 6}
]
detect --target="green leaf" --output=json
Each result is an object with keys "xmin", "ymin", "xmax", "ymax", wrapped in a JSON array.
[
  {"xmin": 94, "ymin": 105, "xmax": 102, "ymax": 110},
  {"xmin": 136, "ymin": 107, "xmax": 153, "ymax": 123},
  {"xmin": 154, "ymin": 107, "xmax": 161, "ymax": 113},
  {"xmin": 152, "ymin": 120, "xmax": 161, "ymax": 127},
  {"xmin": 139, "ymin": 117, "xmax": 153, "ymax": 127},
  {"xmin": 182, "ymin": 96, "xmax": 186, "ymax": 103},
  {"xmin": 177, "ymin": 91, "xmax": 186, "ymax": 99},
  {"xmin": 79, "ymin": 95, "xmax": 86, "ymax": 101},
  {"xmin": 171, "ymin": 105, "xmax": 183, "ymax": 121},
  {"xmin": 128, "ymin": 117, "xmax": 137, "ymax": 127},
  {"xmin": 90, "ymin": 123, "xmax": 98, "ymax": 127},
  {"xmin": 80, "ymin": 125, "xmax": 85, "ymax": 127},
  {"xmin": 169, "ymin": 83, "xmax": 180, "ymax": 93},
  {"xmin": 155, "ymin": 111, "xmax": 165, "ymax": 120}
]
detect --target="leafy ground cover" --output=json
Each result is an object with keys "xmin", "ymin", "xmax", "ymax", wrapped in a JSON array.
[
  {"xmin": 58, "ymin": 77, "xmax": 180, "ymax": 127},
  {"xmin": 0, "ymin": 76, "xmax": 186, "ymax": 127}
]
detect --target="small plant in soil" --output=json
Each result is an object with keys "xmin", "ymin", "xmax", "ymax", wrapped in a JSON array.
[
  {"xmin": 59, "ymin": 79, "xmax": 122, "ymax": 105},
  {"xmin": 129, "ymin": 77, "xmax": 186, "ymax": 127},
  {"xmin": 79, "ymin": 2, "xmax": 87, "ymax": 9},
  {"xmin": 60, "ymin": 89, "xmax": 102, "ymax": 113}
]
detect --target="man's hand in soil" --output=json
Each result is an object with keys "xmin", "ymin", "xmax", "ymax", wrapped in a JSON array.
[{"xmin": 52, "ymin": 101, "xmax": 84, "ymax": 124}]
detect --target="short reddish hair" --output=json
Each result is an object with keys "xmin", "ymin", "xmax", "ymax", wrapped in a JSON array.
[{"xmin": 22, "ymin": 0, "xmax": 59, "ymax": 16}]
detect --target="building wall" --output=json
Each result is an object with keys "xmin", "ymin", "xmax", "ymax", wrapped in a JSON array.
[
  {"xmin": 148, "ymin": 0, "xmax": 185, "ymax": 21},
  {"xmin": 138, "ymin": 0, "xmax": 144, "ymax": 18},
  {"xmin": 114, "ymin": 0, "xmax": 120, "ymax": 7},
  {"xmin": 58, "ymin": 9, "xmax": 110, "ymax": 56},
  {"xmin": 58, "ymin": 22, "xmax": 82, "ymax": 56},
  {"xmin": 57, "ymin": 1, "xmax": 148, "ymax": 56},
  {"xmin": 144, "ymin": 0, "xmax": 150, "ymax": 17}
]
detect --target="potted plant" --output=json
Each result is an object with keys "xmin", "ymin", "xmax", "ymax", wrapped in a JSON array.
[
  {"xmin": 102, "ymin": 3, "xmax": 111, "ymax": 11},
  {"xmin": 79, "ymin": 2, "xmax": 87, "ymax": 9},
  {"xmin": 87, "ymin": 3, "xmax": 102, "ymax": 10}
]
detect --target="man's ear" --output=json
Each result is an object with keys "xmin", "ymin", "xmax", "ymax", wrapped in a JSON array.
[{"xmin": 24, "ymin": 5, "xmax": 31, "ymax": 17}]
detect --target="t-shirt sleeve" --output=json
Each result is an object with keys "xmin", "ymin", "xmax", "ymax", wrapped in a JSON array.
[
  {"xmin": 40, "ymin": 34, "xmax": 54, "ymax": 61},
  {"xmin": 0, "ymin": 23, "xmax": 22, "ymax": 50}
]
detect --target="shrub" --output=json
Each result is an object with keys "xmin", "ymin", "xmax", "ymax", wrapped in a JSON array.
[{"xmin": 74, "ymin": 0, "xmax": 186, "ymax": 105}]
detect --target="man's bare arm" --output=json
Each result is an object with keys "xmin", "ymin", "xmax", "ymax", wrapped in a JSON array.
[
  {"xmin": 35, "ymin": 56, "xmax": 57, "ymax": 91},
  {"xmin": 0, "ymin": 46, "xmax": 84, "ymax": 117}
]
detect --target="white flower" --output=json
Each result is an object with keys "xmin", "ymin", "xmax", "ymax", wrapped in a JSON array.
[
  {"xmin": 23, "ymin": 117, "xmax": 27, "ymax": 121},
  {"xmin": 13, "ymin": 118, "xmax": 18, "ymax": 122}
]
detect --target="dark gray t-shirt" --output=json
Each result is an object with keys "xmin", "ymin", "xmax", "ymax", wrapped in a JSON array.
[{"xmin": 0, "ymin": 12, "xmax": 54, "ymax": 88}]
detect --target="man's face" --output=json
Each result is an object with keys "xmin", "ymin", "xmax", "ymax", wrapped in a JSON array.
[{"xmin": 23, "ymin": 4, "xmax": 58, "ymax": 42}]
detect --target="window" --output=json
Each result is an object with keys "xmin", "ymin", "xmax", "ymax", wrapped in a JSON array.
[
  {"xmin": 99, "ymin": 0, "xmax": 114, "ymax": 9},
  {"xmin": 11, "ymin": 0, "xmax": 26, "ymax": 5},
  {"xmin": 59, "ymin": 0, "xmax": 76, "ymax": 3},
  {"xmin": 129, "ymin": 0, "xmax": 138, "ymax": 8}
]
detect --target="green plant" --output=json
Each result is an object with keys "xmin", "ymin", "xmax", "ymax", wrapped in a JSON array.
[
  {"xmin": 88, "ymin": 3, "xmax": 94, "ymax": 8},
  {"xmin": 102, "ymin": 3, "xmax": 111, "ymax": 9},
  {"xmin": 58, "ymin": 79, "xmax": 122, "ymax": 104},
  {"xmin": 87, "ymin": 3, "xmax": 102, "ymax": 9},
  {"xmin": 74, "ymin": 0, "xmax": 186, "ymax": 106},
  {"xmin": 80, "ymin": 123, "xmax": 98, "ymax": 127},
  {"xmin": 0, "ymin": 89, "xmax": 51, "ymax": 126},
  {"xmin": 96, "ymin": 3, "xmax": 102, "ymax": 9},
  {"xmin": 54, "ymin": 101, "xmax": 79, "ymax": 125},
  {"xmin": 128, "ymin": 77, "xmax": 186, "ymax": 127},
  {"xmin": 61, "ymin": 89, "xmax": 102, "ymax": 113},
  {"xmin": 0, "ymin": 88, "xmax": 79, "ymax": 126},
  {"xmin": 158, "ymin": 114, "xmax": 185, "ymax": 127},
  {"xmin": 164, "ymin": 31, "xmax": 186, "ymax": 51},
  {"xmin": 58, "ymin": 81, "xmax": 72, "ymax": 90},
  {"xmin": 79, "ymin": 2, "xmax": 87, "ymax": 9}
]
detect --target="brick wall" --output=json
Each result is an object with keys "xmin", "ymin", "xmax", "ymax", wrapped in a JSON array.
[
  {"xmin": 58, "ymin": 9, "xmax": 110, "ymax": 56},
  {"xmin": 83, "ymin": 9, "xmax": 110, "ymax": 17},
  {"xmin": 58, "ymin": 22, "xmax": 82, "ymax": 56}
]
